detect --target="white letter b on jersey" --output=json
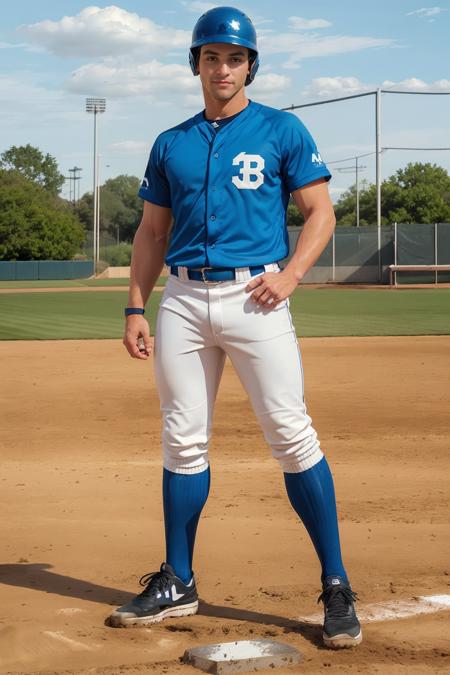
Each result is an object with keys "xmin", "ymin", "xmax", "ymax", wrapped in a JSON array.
[{"xmin": 232, "ymin": 152, "xmax": 265, "ymax": 190}]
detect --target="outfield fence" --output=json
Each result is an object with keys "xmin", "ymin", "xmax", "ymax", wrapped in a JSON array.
[
  {"xmin": 1, "ymin": 224, "xmax": 449, "ymax": 284},
  {"xmin": 0, "ymin": 260, "xmax": 94, "ymax": 281},
  {"xmin": 286, "ymin": 223, "xmax": 450, "ymax": 284}
]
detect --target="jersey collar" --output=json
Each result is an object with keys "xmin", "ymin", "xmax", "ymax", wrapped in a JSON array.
[{"xmin": 194, "ymin": 100, "xmax": 256, "ymax": 145}]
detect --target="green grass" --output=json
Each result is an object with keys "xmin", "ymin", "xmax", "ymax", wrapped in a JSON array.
[
  {"xmin": 289, "ymin": 288, "xmax": 450, "ymax": 336},
  {"xmin": 0, "ymin": 277, "xmax": 167, "ymax": 289},
  {"xmin": 0, "ymin": 287, "xmax": 449, "ymax": 341},
  {"xmin": 0, "ymin": 291, "xmax": 158, "ymax": 340}
]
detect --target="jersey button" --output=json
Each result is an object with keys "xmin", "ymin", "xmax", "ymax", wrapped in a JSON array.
[
  {"xmin": 211, "ymin": 244, "xmax": 216, "ymax": 248},
  {"xmin": 210, "ymin": 215, "xmax": 216, "ymax": 221},
  {"xmin": 214, "ymin": 152, "xmax": 219, "ymax": 158}
]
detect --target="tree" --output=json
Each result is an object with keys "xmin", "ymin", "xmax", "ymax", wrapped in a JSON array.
[
  {"xmin": 286, "ymin": 202, "xmax": 304, "ymax": 227},
  {"xmin": 0, "ymin": 144, "xmax": 65, "ymax": 195},
  {"xmin": 77, "ymin": 175, "xmax": 142, "ymax": 243},
  {"xmin": 0, "ymin": 170, "xmax": 84, "ymax": 260},
  {"xmin": 334, "ymin": 163, "xmax": 450, "ymax": 226}
]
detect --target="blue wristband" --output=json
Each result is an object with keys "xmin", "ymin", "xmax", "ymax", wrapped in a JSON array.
[{"xmin": 124, "ymin": 307, "xmax": 145, "ymax": 317}]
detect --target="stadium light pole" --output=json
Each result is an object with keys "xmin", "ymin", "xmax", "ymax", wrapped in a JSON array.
[{"xmin": 86, "ymin": 97, "xmax": 106, "ymax": 274}]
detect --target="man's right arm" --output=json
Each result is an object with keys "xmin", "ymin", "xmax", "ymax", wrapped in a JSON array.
[{"xmin": 123, "ymin": 200, "xmax": 173, "ymax": 360}]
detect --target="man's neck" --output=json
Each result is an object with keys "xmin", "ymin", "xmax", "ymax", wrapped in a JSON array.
[{"xmin": 203, "ymin": 93, "xmax": 249, "ymax": 121}]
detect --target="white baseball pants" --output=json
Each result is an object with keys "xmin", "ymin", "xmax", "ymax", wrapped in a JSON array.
[{"xmin": 154, "ymin": 266, "xmax": 323, "ymax": 475}]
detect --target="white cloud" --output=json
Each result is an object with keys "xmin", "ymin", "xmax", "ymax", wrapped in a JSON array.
[
  {"xmin": 252, "ymin": 17, "xmax": 275, "ymax": 27},
  {"xmin": 19, "ymin": 5, "xmax": 190, "ymax": 58},
  {"xmin": 65, "ymin": 56, "xmax": 290, "ymax": 106},
  {"xmin": 65, "ymin": 48, "xmax": 291, "ymax": 103},
  {"xmin": 248, "ymin": 72, "xmax": 291, "ymax": 100},
  {"xmin": 406, "ymin": 7, "xmax": 448, "ymax": 18},
  {"xmin": 107, "ymin": 140, "xmax": 149, "ymax": 154},
  {"xmin": 180, "ymin": 2, "xmax": 270, "ymax": 25},
  {"xmin": 382, "ymin": 77, "xmax": 450, "ymax": 92},
  {"xmin": 183, "ymin": 93, "xmax": 204, "ymax": 108},
  {"xmin": 180, "ymin": 1, "xmax": 218, "ymax": 12},
  {"xmin": 382, "ymin": 126, "xmax": 450, "ymax": 148},
  {"xmin": 303, "ymin": 76, "xmax": 373, "ymax": 99},
  {"xmin": 66, "ymin": 59, "xmax": 198, "ymax": 99},
  {"xmin": 259, "ymin": 32, "xmax": 396, "ymax": 69},
  {"xmin": 0, "ymin": 74, "xmax": 81, "ymax": 129},
  {"xmin": 0, "ymin": 74, "xmax": 95, "ymax": 177},
  {"xmin": 0, "ymin": 41, "xmax": 27, "ymax": 49},
  {"xmin": 0, "ymin": 41, "xmax": 44, "ymax": 53},
  {"xmin": 288, "ymin": 16, "xmax": 332, "ymax": 30},
  {"xmin": 302, "ymin": 75, "xmax": 450, "ymax": 99}
]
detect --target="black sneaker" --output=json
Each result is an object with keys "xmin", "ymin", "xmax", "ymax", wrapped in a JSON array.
[
  {"xmin": 109, "ymin": 563, "xmax": 198, "ymax": 627},
  {"xmin": 318, "ymin": 575, "xmax": 362, "ymax": 648}
]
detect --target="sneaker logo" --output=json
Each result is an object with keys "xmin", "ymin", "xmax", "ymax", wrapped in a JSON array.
[
  {"xmin": 156, "ymin": 590, "xmax": 171, "ymax": 599},
  {"xmin": 331, "ymin": 578, "xmax": 340, "ymax": 585},
  {"xmin": 171, "ymin": 584, "xmax": 185, "ymax": 601}
]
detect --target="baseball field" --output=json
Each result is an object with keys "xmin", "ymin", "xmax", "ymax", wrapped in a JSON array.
[{"xmin": 1, "ymin": 281, "xmax": 449, "ymax": 674}]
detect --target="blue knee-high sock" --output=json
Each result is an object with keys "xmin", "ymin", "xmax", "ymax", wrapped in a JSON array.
[
  {"xmin": 163, "ymin": 467, "xmax": 210, "ymax": 584},
  {"xmin": 284, "ymin": 456, "xmax": 347, "ymax": 581}
]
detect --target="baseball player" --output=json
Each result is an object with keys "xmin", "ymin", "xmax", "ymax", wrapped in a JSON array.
[{"xmin": 111, "ymin": 6, "xmax": 362, "ymax": 649}]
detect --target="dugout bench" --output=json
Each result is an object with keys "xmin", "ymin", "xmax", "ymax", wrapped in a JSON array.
[{"xmin": 389, "ymin": 264, "xmax": 450, "ymax": 287}]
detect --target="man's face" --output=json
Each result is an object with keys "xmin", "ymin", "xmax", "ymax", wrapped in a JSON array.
[{"xmin": 197, "ymin": 43, "xmax": 250, "ymax": 102}]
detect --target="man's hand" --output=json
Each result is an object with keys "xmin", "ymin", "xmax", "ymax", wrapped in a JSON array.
[
  {"xmin": 245, "ymin": 268, "xmax": 299, "ymax": 308},
  {"xmin": 123, "ymin": 315, "xmax": 152, "ymax": 359}
]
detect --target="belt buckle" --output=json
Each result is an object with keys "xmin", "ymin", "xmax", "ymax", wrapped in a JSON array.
[{"xmin": 200, "ymin": 266, "xmax": 220, "ymax": 285}]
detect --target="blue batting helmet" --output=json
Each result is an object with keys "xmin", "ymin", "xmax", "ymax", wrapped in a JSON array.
[{"xmin": 189, "ymin": 6, "xmax": 259, "ymax": 86}]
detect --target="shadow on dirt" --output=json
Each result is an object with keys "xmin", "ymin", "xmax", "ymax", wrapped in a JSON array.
[{"xmin": 0, "ymin": 563, "xmax": 322, "ymax": 647}]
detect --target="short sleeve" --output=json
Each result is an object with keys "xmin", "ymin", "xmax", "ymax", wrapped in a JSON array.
[
  {"xmin": 280, "ymin": 114, "xmax": 331, "ymax": 192},
  {"xmin": 138, "ymin": 136, "xmax": 171, "ymax": 207}
]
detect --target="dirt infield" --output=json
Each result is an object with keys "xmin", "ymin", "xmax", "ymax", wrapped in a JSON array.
[{"xmin": 1, "ymin": 337, "xmax": 449, "ymax": 674}]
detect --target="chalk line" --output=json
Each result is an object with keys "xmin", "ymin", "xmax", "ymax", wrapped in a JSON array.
[
  {"xmin": 297, "ymin": 594, "xmax": 450, "ymax": 624},
  {"xmin": 43, "ymin": 631, "xmax": 100, "ymax": 651}
]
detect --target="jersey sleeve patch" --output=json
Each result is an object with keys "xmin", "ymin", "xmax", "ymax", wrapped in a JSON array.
[
  {"xmin": 138, "ymin": 136, "xmax": 172, "ymax": 208},
  {"xmin": 280, "ymin": 114, "xmax": 331, "ymax": 193}
]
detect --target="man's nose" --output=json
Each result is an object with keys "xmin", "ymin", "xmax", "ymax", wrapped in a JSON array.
[{"xmin": 216, "ymin": 61, "xmax": 231, "ymax": 76}]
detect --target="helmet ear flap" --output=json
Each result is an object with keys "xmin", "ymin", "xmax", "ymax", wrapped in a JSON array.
[
  {"xmin": 246, "ymin": 52, "xmax": 259, "ymax": 86},
  {"xmin": 189, "ymin": 47, "xmax": 200, "ymax": 76}
]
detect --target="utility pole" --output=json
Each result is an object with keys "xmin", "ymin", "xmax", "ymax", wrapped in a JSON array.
[
  {"xmin": 355, "ymin": 156, "xmax": 360, "ymax": 228},
  {"xmin": 67, "ymin": 167, "xmax": 82, "ymax": 206},
  {"xmin": 375, "ymin": 88, "xmax": 382, "ymax": 280}
]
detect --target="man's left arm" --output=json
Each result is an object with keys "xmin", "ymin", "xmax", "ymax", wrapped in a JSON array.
[{"xmin": 246, "ymin": 178, "xmax": 335, "ymax": 307}]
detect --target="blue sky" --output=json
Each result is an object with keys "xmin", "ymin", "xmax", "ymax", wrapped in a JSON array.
[{"xmin": 1, "ymin": 0, "xmax": 449, "ymax": 201}]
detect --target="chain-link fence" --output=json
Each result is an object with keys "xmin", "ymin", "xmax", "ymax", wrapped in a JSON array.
[
  {"xmin": 3, "ymin": 224, "xmax": 448, "ymax": 283},
  {"xmin": 83, "ymin": 231, "xmax": 132, "ymax": 270},
  {"xmin": 285, "ymin": 223, "xmax": 450, "ymax": 284}
]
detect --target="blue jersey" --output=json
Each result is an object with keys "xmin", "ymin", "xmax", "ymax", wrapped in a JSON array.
[{"xmin": 139, "ymin": 101, "xmax": 331, "ymax": 268}]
